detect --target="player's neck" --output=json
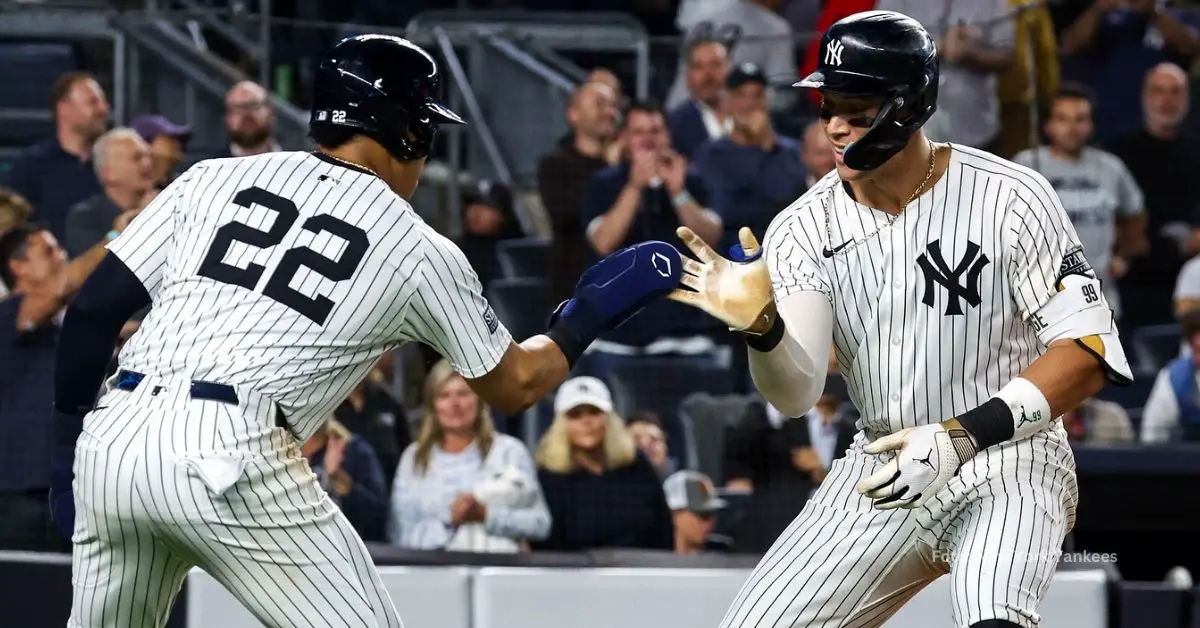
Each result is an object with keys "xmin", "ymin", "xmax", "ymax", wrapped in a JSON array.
[{"xmin": 849, "ymin": 139, "xmax": 940, "ymax": 215}]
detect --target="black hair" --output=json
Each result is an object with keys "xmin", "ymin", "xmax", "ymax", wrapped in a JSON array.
[{"xmin": 0, "ymin": 223, "xmax": 47, "ymax": 290}]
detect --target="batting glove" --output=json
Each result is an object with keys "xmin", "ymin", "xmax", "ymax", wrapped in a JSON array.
[
  {"xmin": 668, "ymin": 226, "xmax": 775, "ymax": 333},
  {"xmin": 856, "ymin": 420, "xmax": 979, "ymax": 510}
]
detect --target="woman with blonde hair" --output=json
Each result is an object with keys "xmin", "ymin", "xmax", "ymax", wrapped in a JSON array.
[
  {"xmin": 532, "ymin": 376, "xmax": 672, "ymax": 551},
  {"xmin": 389, "ymin": 359, "xmax": 549, "ymax": 552}
]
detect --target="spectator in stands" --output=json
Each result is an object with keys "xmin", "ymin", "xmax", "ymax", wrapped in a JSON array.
[
  {"xmin": 666, "ymin": 37, "xmax": 732, "ymax": 159},
  {"xmin": 626, "ymin": 410, "xmax": 672, "ymax": 478},
  {"xmin": 0, "ymin": 188, "xmax": 32, "ymax": 293},
  {"xmin": 693, "ymin": 62, "xmax": 805, "ymax": 252},
  {"xmin": 537, "ymin": 81, "xmax": 620, "ymax": 303},
  {"xmin": 0, "ymin": 222, "xmax": 120, "ymax": 551},
  {"xmin": 1108, "ymin": 63, "xmax": 1200, "ymax": 330},
  {"xmin": 533, "ymin": 377, "xmax": 673, "ymax": 551},
  {"xmin": 1013, "ymin": 83, "xmax": 1147, "ymax": 321},
  {"xmin": 877, "ymin": 0, "xmax": 1015, "ymax": 151},
  {"xmin": 579, "ymin": 100, "xmax": 724, "ymax": 380},
  {"xmin": 663, "ymin": 470, "xmax": 728, "ymax": 554},
  {"xmin": 129, "ymin": 114, "xmax": 192, "ymax": 189},
  {"xmin": 390, "ymin": 360, "xmax": 549, "ymax": 551},
  {"xmin": 0, "ymin": 188, "xmax": 32, "ymax": 236},
  {"xmin": 1175, "ymin": 256, "xmax": 1200, "ymax": 318},
  {"xmin": 668, "ymin": 0, "xmax": 798, "ymax": 110},
  {"xmin": 335, "ymin": 369, "xmax": 412, "ymax": 494},
  {"xmin": 1141, "ymin": 308, "xmax": 1200, "ymax": 443},
  {"xmin": 213, "ymin": 81, "xmax": 281, "ymax": 158},
  {"xmin": 1061, "ymin": 399, "xmax": 1135, "ymax": 444},
  {"xmin": 587, "ymin": 68, "xmax": 625, "ymax": 109},
  {"xmin": 799, "ymin": 119, "xmax": 835, "ymax": 188},
  {"xmin": 301, "ymin": 418, "xmax": 388, "ymax": 542},
  {"xmin": 1061, "ymin": 0, "xmax": 1199, "ymax": 142},
  {"xmin": 4, "ymin": 71, "xmax": 108, "ymax": 242},
  {"xmin": 65, "ymin": 128, "xmax": 156, "ymax": 259},
  {"xmin": 722, "ymin": 375, "xmax": 854, "ymax": 554},
  {"xmin": 995, "ymin": 0, "xmax": 1060, "ymax": 158},
  {"xmin": 455, "ymin": 179, "xmax": 524, "ymax": 293}
]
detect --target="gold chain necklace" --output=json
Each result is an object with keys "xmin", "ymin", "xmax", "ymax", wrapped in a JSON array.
[
  {"xmin": 822, "ymin": 141, "xmax": 939, "ymax": 258},
  {"xmin": 319, "ymin": 152, "xmax": 380, "ymax": 178}
]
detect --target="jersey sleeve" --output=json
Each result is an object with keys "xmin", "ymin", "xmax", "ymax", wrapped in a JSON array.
[
  {"xmin": 1002, "ymin": 175, "xmax": 1090, "ymax": 322},
  {"xmin": 406, "ymin": 234, "xmax": 513, "ymax": 379},
  {"xmin": 106, "ymin": 169, "xmax": 189, "ymax": 296},
  {"xmin": 763, "ymin": 205, "xmax": 833, "ymax": 302}
]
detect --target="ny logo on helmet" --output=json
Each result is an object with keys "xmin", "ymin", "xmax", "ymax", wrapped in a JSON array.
[{"xmin": 825, "ymin": 40, "xmax": 845, "ymax": 67}]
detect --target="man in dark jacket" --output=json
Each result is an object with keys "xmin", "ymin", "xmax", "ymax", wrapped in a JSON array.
[{"xmin": 536, "ymin": 81, "xmax": 619, "ymax": 302}]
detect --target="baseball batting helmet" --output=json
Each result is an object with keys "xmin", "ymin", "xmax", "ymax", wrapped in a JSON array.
[
  {"xmin": 310, "ymin": 34, "xmax": 464, "ymax": 161},
  {"xmin": 796, "ymin": 10, "xmax": 938, "ymax": 171}
]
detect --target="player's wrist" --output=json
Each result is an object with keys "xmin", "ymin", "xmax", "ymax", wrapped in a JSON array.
[
  {"xmin": 953, "ymin": 397, "xmax": 1014, "ymax": 451},
  {"xmin": 744, "ymin": 308, "xmax": 785, "ymax": 351}
]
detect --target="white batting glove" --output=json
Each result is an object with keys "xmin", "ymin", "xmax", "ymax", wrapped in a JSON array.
[{"xmin": 856, "ymin": 422, "xmax": 979, "ymax": 510}]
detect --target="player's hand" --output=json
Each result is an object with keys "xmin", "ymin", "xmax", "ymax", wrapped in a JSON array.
[
  {"xmin": 669, "ymin": 226, "xmax": 775, "ymax": 333},
  {"xmin": 548, "ymin": 240, "xmax": 682, "ymax": 346},
  {"xmin": 856, "ymin": 421, "xmax": 978, "ymax": 510}
]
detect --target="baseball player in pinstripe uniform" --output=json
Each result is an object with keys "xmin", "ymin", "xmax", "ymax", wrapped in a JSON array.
[
  {"xmin": 671, "ymin": 11, "xmax": 1133, "ymax": 628},
  {"xmin": 45, "ymin": 35, "xmax": 682, "ymax": 627}
]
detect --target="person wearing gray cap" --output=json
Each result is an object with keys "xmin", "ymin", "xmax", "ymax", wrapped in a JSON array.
[
  {"xmin": 663, "ymin": 469, "xmax": 728, "ymax": 554},
  {"xmin": 129, "ymin": 114, "xmax": 192, "ymax": 189}
]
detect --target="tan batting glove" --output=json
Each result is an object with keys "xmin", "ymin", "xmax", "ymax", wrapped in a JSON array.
[{"xmin": 668, "ymin": 226, "xmax": 776, "ymax": 335}]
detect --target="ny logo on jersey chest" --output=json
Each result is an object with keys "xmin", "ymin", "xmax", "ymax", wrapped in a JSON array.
[{"xmin": 916, "ymin": 239, "xmax": 990, "ymax": 316}]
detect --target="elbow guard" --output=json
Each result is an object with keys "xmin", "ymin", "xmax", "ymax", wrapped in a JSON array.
[{"xmin": 1028, "ymin": 273, "xmax": 1133, "ymax": 385}]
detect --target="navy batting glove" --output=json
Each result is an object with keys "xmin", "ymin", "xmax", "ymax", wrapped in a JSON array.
[
  {"xmin": 547, "ymin": 240, "xmax": 682, "ymax": 365},
  {"xmin": 48, "ymin": 409, "xmax": 83, "ymax": 540},
  {"xmin": 728, "ymin": 240, "xmax": 763, "ymax": 263}
]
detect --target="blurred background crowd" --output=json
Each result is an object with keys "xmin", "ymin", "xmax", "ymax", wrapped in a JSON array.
[{"xmin": 2, "ymin": 0, "xmax": 1200, "ymax": 589}]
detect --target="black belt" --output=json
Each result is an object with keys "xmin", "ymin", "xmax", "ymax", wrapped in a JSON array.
[{"xmin": 114, "ymin": 369, "xmax": 289, "ymax": 431}]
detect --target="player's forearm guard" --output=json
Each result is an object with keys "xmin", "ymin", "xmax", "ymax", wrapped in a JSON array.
[{"xmin": 1030, "ymin": 274, "xmax": 1133, "ymax": 385}]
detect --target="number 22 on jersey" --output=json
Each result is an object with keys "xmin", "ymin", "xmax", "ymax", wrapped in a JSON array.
[{"xmin": 197, "ymin": 186, "xmax": 370, "ymax": 326}]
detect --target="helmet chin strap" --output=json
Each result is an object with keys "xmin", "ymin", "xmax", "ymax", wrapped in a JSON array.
[{"xmin": 841, "ymin": 96, "xmax": 910, "ymax": 171}]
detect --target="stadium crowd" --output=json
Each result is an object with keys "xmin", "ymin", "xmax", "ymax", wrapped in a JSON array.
[{"xmin": 2, "ymin": 0, "xmax": 1200, "ymax": 571}]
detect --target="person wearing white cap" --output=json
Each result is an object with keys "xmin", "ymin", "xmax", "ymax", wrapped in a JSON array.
[
  {"xmin": 532, "ymin": 376, "xmax": 674, "ymax": 551},
  {"xmin": 663, "ymin": 470, "xmax": 727, "ymax": 555}
]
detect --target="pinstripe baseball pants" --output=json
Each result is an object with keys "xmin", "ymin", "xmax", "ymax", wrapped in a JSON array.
[
  {"xmin": 719, "ymin": 427, "xmax": 1078, "ymax": 628},
  {"xmin": 66, "ymin": 375, "xmax": 403, "ymax": 628}
]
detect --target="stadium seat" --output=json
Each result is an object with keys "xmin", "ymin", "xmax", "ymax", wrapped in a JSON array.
[
  {"xmin": 607, "ymin": 357, "xmax": 737, "ymax": 471},
  {"xmin": 678, "ymin": 392, "xmax": 758, "ymax": 481},
  {"xmin": 1131, "ymin": 324, "xmax": 1182, "ymax": 372},
  {"xmin": 486, "ymin": 277, "xmax": 551, "ymax": 343},
  {"xmin": 496, "ymin": 237, "xmax": 550, "ymax": 279},
  {"xmin": 0, "ymin": 43, "xmax": 77, "ymax": 147}
]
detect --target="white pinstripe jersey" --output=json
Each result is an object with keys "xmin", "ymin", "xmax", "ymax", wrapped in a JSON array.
[
  {"xmin": 106, "ymin": 151, "xmax": 512, "ymax": 441},
  {"xmin": 765, "ymin": 144, "xmax": 1089, "ymax": 436}
]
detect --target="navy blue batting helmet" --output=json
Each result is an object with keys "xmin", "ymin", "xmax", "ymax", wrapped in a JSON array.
[
  {"xmin": 310, "ymin": 34, "xmax": 464, "ymax": 161},
  {"xmin": 796, "ymin": 11, "xmax": 939, "ymax": 171}
]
